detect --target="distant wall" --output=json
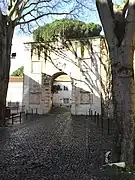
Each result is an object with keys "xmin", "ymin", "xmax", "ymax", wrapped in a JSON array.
[
  {"xmin": 53, "ymin": 81, "xmax": 72, "ymax": 107},
  {"xmin": 6, "ymin": 77, "xmax": 23, "ymax": 106}
]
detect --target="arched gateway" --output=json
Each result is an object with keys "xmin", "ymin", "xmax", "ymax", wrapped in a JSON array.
[{"xmin": 23, "ymin": 37, "xmax": 107, "ymax": 115}]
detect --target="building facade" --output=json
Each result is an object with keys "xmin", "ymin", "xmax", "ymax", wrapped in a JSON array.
[
  {"xmin": 22, "ymin": 37, "xmax": 108, "ymax": 115},
  {"xmin": 52, "ymin": 75, "xmax": 72, "ymax": 107}
]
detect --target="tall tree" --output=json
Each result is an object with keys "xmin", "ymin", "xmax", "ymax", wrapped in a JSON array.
[
  {"xmin": 33, "ymin": 18, "xmax": 102, "ymax": 41},
  {"xmin": 96, "ymin": 0, "xmax": 135, "ymax": 164},
  {"xmin": 0, "ymin": 0, "xmax": 86, "ymax": 125}
]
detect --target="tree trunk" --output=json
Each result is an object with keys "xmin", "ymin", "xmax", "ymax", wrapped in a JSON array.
[
  {"xmin": 110, "ymin": 44, "xmax": 135, "ymax": 164},
  {"xmin": 0, "ymin": 13, "xmax": 14, "ymax": 125},
  {"xmin": 96, "ymin": 0, "xmax": 135, "ymax": 164}
]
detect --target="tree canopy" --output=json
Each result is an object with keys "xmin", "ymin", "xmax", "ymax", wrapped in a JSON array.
[
  {"xmin": 33, "ymin": 19, "xmax": 102, "ymax": 42},
  {"xmin": 11, "ymin": 66, "xmax": 24, "ymax": 77}
]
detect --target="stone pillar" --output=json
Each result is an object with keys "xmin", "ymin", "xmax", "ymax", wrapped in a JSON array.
[
  {"xmin": 71, "ymin": 83, "xmax": 76, "ymax": 115},
  {"xmin": 40, "ymin": 73, "xmax": 52, "ymax": 114}
]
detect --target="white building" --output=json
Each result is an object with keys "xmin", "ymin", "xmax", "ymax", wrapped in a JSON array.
[
  {"xmin": 6, "ymin": 76, "xmax": 23, "ymax": 105},
  {"xmin": 6, "ymin": 76, "xmax": 24, "ymax": 113},
  {"xmin": 52, "ymin": 75, "xmax": 72, "ymax": 107},
  {"xmin": 22, "ymin": 37, "xmax": 108, "ymax": 115}
]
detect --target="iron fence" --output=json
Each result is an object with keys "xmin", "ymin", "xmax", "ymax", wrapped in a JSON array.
[{"xmin": 87, "ymin": 110, "xmax": 115, "ymax": 136}]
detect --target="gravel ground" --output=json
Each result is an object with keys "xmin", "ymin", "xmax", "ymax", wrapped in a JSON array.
[{"xmin": 0, "ymin": 108, "xmax": 113, "ymax": 180}]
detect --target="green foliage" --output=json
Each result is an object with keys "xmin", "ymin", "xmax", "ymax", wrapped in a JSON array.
[
  {"xmin": 11, "ymin": 66, "xmax": 24, "ymax": 77},
  {"xmin": 33, "ymin": 19, "xmax": 102, "ymax": 42}
]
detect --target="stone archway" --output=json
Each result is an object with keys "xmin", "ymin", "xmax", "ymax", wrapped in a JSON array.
[
  {"xmin": 50, "ymin": 72, "xmax": 73, "ymax": 110},
  {"xmin": 23, "ymin": 70, "xmax": 78, "ymax": 115},
  {"xmin": 51, "ymin": 72, "xmax": 67, "ymax": 87},
  {"xmin": 23, "ymin": 71, "xmax": 75, "ymax": 115}
]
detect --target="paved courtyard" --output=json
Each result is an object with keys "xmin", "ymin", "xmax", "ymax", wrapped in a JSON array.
[{"xmin": 0, "ymin": 108, "xmax": 112, "ymax": 180}]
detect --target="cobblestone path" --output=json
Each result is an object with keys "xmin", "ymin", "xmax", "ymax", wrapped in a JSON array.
[{"xmin": 0, "ymin": 108, "xmax": 112, "ymax": 180}]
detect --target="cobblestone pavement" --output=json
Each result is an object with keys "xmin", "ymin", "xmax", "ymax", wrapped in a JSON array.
[{"xmin": 0, "ymin": 108, "xmax": 113, "ymax": 180}]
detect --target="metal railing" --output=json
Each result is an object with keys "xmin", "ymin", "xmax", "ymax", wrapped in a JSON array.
[
  {"xmin": 5, "ymin": 111, "xmax": 25, "ymax": 125},
  {"xmin": 87, "ymin": 110, "xmax": 115, "ymax": 136}
]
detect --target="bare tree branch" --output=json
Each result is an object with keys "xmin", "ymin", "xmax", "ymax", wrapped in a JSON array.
[
  {"xmin": 16, "ymin": 11, "xmax": 75, "ymax": 25},
  {"xmin": 0, "ymin": 0, "xmax": 94, "ymax": 34},
  {"xmin": 8, "ymin": 0, "xmax": 21, "ymax": 19}
]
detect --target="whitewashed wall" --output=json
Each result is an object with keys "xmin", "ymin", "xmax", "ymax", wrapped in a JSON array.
[
  {"xmin": 6, "ymin": 82, "xmax": 23, "ymax": 105},
  {"xmin": 23, "ymin": 37, "xmax": 103, "ymax": 115},
  {"xmin": 53, "ymin": 81, "xmax": 72, "ymax": 107}
]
